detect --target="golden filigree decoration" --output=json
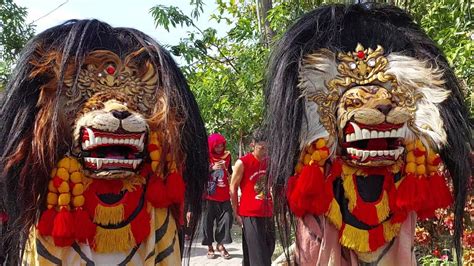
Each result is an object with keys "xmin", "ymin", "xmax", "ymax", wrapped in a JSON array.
[
  {"xmin": 306, "ymin": 44, "xmax": 418, "ymax": 135},
  {"xmin": 65, "ymin": 48, "xmax": 159, "ymax": 115}
]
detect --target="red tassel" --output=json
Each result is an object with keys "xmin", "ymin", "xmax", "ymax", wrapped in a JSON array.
[
  {"xmin": 288, "ymin": 165, "xmax": 330, "ymax": 217},
  {"xmin": 391, "ymin": 211, "xmax": 408, "ymax": 223},
  {"xmin": 287, "ymin": 175, "xmax": 307, "ymax": 217},
  {"xmin": 165, "ymin": 173, "xmax": 185, "ymax": 204},
  {"xmin": 37, "ymin": 208, "xmax": 57, "ymax": 236},
  {"xmin": 146, "ymin": 177, "xmax": 171, "ymax": 208},
  {"xmin": 395, "ymin": 173, "xmax": 419, "ymax": 211},
  {"xmin": 130, "ymin": 209, "xmax": 151, "ymax": 244},
  {"xmin": 417, "ymin": 173, "xmax": 453, "ymax": 219},
  {"xmin": 415, "ymin": 175, "xmax": 430, "ymax": 210},
  {"xmin": 429, "ymin": 173, "xmax": 453, "ymax": 208},
  {"xmin": 417, "ymin": 208, "xmax": 436, "ymax": 220},
  {"xmin": 52, "ymin": 208, "xmax": 75, "ymax": 247},
  {"xmin": 286, "ymin": 175, "xmax": 297, "ymax": 199},
  {"xmin": 73, "ymin": 208, "xmax": 96, "ymax": 243},
  {"xmin": 369, "ymin": 226, "xmax": 385, "ymax": 251}
]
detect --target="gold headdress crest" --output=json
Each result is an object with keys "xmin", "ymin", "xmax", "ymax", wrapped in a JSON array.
[{"xmin": 65, "ymin": 48, "xmax": 159, "ymax": 114}]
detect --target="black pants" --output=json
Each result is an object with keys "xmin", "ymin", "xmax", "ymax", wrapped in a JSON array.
[
  {"xmin": 201, "ymin": 200, "xmax": 233, "ymax": 245},
  {"xmin": 242, "ymin": 216, "xmax": 275, "ymax": 266}
]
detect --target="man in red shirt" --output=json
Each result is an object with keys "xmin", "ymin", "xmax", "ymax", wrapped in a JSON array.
[{"xmin": 230, "ymin": 130, "xmax": 275, "ymax": 266}]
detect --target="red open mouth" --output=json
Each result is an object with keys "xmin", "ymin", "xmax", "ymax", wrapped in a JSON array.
[
  {"xmin": 81, "ymin": 127, "xmax": 146, "ymax": 171},
  {"xmin": 343, "ymin": 122, "xmax": 406, "ymax": 163}
]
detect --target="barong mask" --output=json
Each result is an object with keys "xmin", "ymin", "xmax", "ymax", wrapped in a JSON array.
[
  {"xmin": 0, "ymin": 20, "xmax": 208, "ymax": 265},
  {"xmin": 265, "ymin": 4, "xmax": 471, "ymax": 263}
]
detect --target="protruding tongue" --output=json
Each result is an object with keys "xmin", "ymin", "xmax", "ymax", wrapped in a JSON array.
[{"xmin": 366, "ymin": 139, "xmax": 388, "ymax": 150}]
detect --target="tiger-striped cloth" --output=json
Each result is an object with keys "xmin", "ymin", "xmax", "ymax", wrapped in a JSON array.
[{"xmin": 24, "ymin": 208, "xmax": 180, "ymax": 266}]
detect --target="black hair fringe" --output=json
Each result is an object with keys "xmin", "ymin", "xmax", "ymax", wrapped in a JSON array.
[
  {"xmin": 264, "ymin": 3, "xmax": 471, "ymax": 264},
  {"xmin": 0, "ymin": 19, "xmax": 208, "ymax": 264}
]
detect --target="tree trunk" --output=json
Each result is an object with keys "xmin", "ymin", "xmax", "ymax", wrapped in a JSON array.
[{"xmin": 260, "ymin": 0, "xmax": 275, "ymax": 45}]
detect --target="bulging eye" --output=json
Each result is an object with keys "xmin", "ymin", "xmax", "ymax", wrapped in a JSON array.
[{"xmin": 345, "ymin": 98, "xmax": 363, "ymax": 108}]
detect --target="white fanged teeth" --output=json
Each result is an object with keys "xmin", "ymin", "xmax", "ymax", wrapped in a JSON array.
[
  {"xmin": 361, "ymin": 151, "xmax": 369, "ymax": 162},
  {"xmin": 351, "ymin": 122, "xmax": 362, "ymax": 141},
  {"xmin": 390, "ymin": 129, "xmax": 397, "ymax": 138},
  {"xmin": 132, "ymin": 159, "xmax": 142, "ymax": 169},
  {"xmin": 370, "ymin": 131, "xmax": 378, "ymax": 139},
  {"xmin": 82, "ymin": 129, "xmax": 146, "ymax": 152},
  {"xmin": 394, "ymin": 147, "xmax": 405, "ymax": 160},
  {"xmin": 84, "ymin": 157, "xmax": 143, "ymax": 170},
  {"xmin": 362, "ymin": 129, "xmax": 370, "ymax": 139},
  {"xmin": 345, "ymin": 123, "xmax": 407, "ymax": 143},
  {"xmin": 96, "ymin": 158, "xmax": 102, "ymax": 169},
  {"xmin": 86, "ymin": 128, "xmax": 95, "ymax": 145},
  {"xmin": 346, "ymin": 148, "xmax": 355, "ymax": 155},
  {"xmin": 347, "ymin": 147, "xmax": 405, "ymax": 162}
]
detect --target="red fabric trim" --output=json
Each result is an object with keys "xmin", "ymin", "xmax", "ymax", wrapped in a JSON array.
[
  {"xmin": 369, "ymin": 225, "xmax": 385, "ymax": 251},
  {"xmin": 130, "ymin": 207, "xmax": 151, "ymax": 244}
]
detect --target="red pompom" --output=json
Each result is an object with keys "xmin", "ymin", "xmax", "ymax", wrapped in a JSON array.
[
  {"xmin": 147, "ymin": 144, "xmax": 159, "ymax": 152},
  {"xmin": 428, "ymin": 173, "xmax": 453, "ymax": 209},
  {"xmin": 288, "ymin": 165, "xmax": 330, "ymax": 217},
  {"xmin": 73, "ymin": 208, "xmax": 96, "ymax": 243},
  {"xmin": 416, "ymin": 173, "xmax": 453, "ymax": 219},
  {"xmin": 37, "ymin": 208, "xmax": 57, "ymax": 236},
  {"xmin": 146, "ymin": 176, "xmax": 171, "ymax": 208},
  {"xmin": 165, "ymin": 173, "xmax": 185, "ymax": 204},
  {"xmin": 413, "ymin": 148, "xmax": 426, "ymax": 157},
  {"xmin": 52, "ymin": 208, "xmax": 75, "ymax": 247},
  {"xmin": 52, "ymin": 176, "xmax": 63, "ymax": 188},
  {"xmin": 395, "ymin": 173, "xmax": 419, "ymax": 211}
]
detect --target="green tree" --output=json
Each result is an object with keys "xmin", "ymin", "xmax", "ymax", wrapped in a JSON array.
[
  {"xmin": 0, "ymin": 0, "xmax": 35, "ymax": 90},
  {"xmin": 405, "ymin": 0, "xmax": 473, "ymax": 117}
]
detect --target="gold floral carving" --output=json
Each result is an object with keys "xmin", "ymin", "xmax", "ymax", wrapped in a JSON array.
[{"xmin": 64, "ymin": 48, "xmax": 159, "ymax": 115}]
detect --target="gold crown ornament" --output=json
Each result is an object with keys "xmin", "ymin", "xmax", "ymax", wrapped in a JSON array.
[{"xmin": 64, "ymin": 48, "xmax": 159, "ymax": 114}]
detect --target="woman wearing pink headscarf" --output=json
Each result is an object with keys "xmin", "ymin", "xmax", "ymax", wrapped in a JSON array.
[{"xmin": 202, "ymin": 133, "xmax": 233, "ymax": 259}]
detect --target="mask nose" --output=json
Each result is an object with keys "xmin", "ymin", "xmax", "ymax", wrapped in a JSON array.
[
  {"xmin": 112, "ymin": 110, "xmax": 131, "ymax": 120},
  {"xmin": 376, "ymin": 104, "xmax": 392, "ymax": 115}
]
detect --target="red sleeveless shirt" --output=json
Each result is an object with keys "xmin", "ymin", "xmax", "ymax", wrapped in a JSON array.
[{"xmin": 237, "ymin": 153, "xmax": 273, "ymax": 217}]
